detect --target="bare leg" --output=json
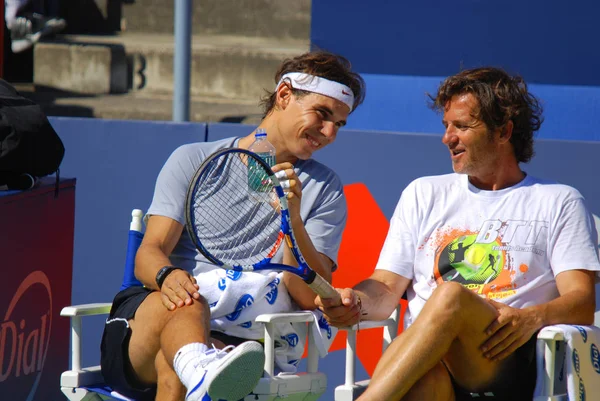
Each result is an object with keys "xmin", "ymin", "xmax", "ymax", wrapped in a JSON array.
[
  {"xmin": 155, "ymin": 349, "xmax": 186, "ymax": 401},
  {"xmin": 358, "ymin": 282, "xmax": 506, "ymax": 400},
  {"xmin": 402, "ymin": 362, "xmax": 455, "ymax": 401},
  {"xmin": 128, "ymin": 292, "xmax": 211, "ymax": 383}
]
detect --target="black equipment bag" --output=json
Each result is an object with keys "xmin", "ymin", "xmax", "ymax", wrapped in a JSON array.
[{"xmin": 0, "ymin": 79, "xmax": 65, "ymax": 190}]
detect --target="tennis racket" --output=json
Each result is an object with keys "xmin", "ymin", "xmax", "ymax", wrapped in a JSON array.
[{"xmin": 184, "ymin": 147, "xmax": 341, "ymax": 302}]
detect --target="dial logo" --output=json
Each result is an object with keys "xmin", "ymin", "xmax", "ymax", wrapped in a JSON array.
[{"xmin": 0, "ymin": 271, "xmax": 53, "ymax": 401}]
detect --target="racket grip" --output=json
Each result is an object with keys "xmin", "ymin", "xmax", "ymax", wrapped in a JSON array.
[{"xmin": 309, "ymin": 273, "xmax": 342, "ymax": 305}]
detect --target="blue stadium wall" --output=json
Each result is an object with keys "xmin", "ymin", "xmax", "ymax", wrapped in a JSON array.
[
  {"xmin": 50, "ymin": 117, "xmax": 600, "ymax": 401},
  {"xmin": 311, "ymin": 0, "xmax": 600, "ymax": 141}
]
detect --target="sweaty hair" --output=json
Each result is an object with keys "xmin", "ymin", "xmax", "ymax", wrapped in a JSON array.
[
  {"xmin": 430, "ymin": 67, "xmax": 543, "ymax": 163},
  {"xmin": 260, "ymin": 51, "xmax": 366, "ymax": 118}
]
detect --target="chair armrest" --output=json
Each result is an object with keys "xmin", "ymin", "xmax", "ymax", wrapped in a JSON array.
[
  {"xmin": 61, "ymin": 303, "xmax": 112, "ymax": 317},
  {"xmin": 255, "ymin": 311, "xmax": 315, "ymax": 324},
  {"xmin": 340, "ymin": 318, "xmax": 395, "ymax": 331},
  {"xmin": 340, "ymin": 305, "xmax": 400, "ymax": 333},
  {"xmin": 537, "ymin": 327, "xmax": 565, "ymax": 342},
  {"xmin": 61, "ymin": 302, "xmax": 112, "ymax": 372},
  {"xmin": 535, "ymin": 326, "xmax": 569, "ymax": 399},
  {"xmin": 535, "ymin": 324, "xmax": 600, "ymax": 400}
]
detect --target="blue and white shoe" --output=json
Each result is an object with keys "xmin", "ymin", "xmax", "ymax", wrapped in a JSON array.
[{"xmin": 186, "ymin": 341, "xmax": 265, "ymax": 401}]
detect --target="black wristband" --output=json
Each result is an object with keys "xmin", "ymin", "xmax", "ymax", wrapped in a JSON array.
[{"xmin": 155, "ymin": 266, "xmax": 182, "ymax": 289}]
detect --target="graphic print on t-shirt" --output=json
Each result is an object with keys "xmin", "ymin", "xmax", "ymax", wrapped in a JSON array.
[{"xmin": 431, "ymin": 219, "xmax": 548, "ymax": 299}]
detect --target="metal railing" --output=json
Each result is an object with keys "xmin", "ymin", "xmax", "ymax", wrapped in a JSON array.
[{"xmin": 173, "ymin": 0, "xmax": 192, "ymax": 122}]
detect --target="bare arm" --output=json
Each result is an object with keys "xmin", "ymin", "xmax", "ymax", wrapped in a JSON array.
[
  {"xmin": 287, "ymin": 214, "xmax": 333, "ymax": 284},
  {"xmin": 272, "ymin": 162, "xmax": 336, "ymax": 310},
  {"xmin": 282, "ymin": 248, "xmax": 335, "ymax": 310},
  {"xmin": 282, "ymin": 204, "xmax": 335, "ymax": 310},
  {"xmin": 530, "ymin": 269, "xmax": 596, "ymax": 326},
  {"xmin": 135, "ymin": 215, "xmax": 200, "ymax": 309},
  {"xmin": 354, "ymin": 270, "xmax": 411, "ymax": 321},
  {"xmin": 483, "ymin": 269, "xmax": 596, "ymax": 361},
  {"xmin": 316, "ymin": 270, "xmax": 411, "ymax": 327}
]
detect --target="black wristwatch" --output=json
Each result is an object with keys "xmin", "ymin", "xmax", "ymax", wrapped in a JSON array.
[{"xmin": 155, "ymin": 266, "xmax": 182, "ymax": 289}]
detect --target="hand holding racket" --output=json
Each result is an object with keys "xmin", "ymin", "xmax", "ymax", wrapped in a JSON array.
[
  {"xmin": 185, "ymin": 148, "xmax": 342, "ymax": 303},
  {"xmin": 270, "ymin": 161, "xmax": 301, "ymax": 216}
]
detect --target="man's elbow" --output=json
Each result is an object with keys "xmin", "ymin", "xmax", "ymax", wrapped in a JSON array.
[
  {"xmin": 576, "ymin": 295, "xmax": 596, "ymax": 325},
  {"xmin": 582, "ymin": 304, "xmax": 596, "ymax": 325}
]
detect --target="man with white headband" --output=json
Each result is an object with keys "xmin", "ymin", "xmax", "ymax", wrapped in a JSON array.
[
  {"xmin": 100, "ymin": 51, "xmax": 366, "ymax": 401},
  {"xmin": 275, "ymin": 72, "xmax": 356, "ymax": 112}
]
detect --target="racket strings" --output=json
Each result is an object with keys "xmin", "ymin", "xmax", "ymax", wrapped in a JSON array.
[{"xmin": 191, "ymin": 152, "xmax": 282, "ymax": 267}]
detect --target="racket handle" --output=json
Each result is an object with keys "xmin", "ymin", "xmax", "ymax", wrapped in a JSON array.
[{"xmin": 309, "ymin": 273, "xmax": 342, "ymax": 305}]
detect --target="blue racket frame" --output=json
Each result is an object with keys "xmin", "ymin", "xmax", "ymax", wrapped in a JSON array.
[{"xmin": 185, "ymin": 148, "xmax": 339, "ymax": 300}]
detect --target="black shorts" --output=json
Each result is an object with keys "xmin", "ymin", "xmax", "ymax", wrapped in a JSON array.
[
  {"xmin": 100, "ymin": 286, "xmax": 157, "ymax": 401},
  {"xmin": 100, "ymin": 286, "xmax": 258, "ymax": 400},
  {"xmin": 452, "ymin": 334, "xmax": 538, "ymax": 401}
]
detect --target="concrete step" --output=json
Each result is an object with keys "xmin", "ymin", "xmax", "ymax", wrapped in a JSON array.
[
  {"xmin": 16, "ymin": 84, "xmax": 265, "ymax": 123},
  {"xmin": 121, "ymin": 0, "xmax": 311, "ymax": 40},
  {"xmin": 34, "ymin": 32, "xmax": 309, "ymax": 99},
  {"xmin": 59, "ymin": 0, "xmax": 122, "ymax": 34}
]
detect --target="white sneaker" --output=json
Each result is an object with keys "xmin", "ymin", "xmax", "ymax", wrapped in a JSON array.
[{"xmin": 186, "ymin": 341, "xmax": 265, "ymax": 401}]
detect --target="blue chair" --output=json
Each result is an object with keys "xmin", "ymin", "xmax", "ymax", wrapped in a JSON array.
[{"xmin": 60, "ymin": 209, "xmax": 327, "ymax": 401}]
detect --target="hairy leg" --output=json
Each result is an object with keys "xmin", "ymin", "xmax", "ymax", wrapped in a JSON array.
[
  {"xmin": 155, "ymin": 349, "xmax": 186, "ymax": 401},
  {"xmin": 402, "ymin": 362, "xmax": 455, "ymax": 401},
  {"xmin": 128, "ymin": 292, "xmax": 211, "ymax": 383},
  {"xmin": 358, "ymin": 282, "xmax": 507, "ymax": 400}
]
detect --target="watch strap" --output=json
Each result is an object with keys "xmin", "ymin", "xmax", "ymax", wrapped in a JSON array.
[{"xmin": 155, "ymin": 266, "xmax": 182, "ymax": 289}]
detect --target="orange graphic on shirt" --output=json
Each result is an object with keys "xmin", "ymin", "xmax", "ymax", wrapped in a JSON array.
[{"xmin": 433, "ymin": 230, "xmax": 515, "ymax": 298}]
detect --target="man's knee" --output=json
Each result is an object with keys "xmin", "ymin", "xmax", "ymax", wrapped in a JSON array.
[
  {"xmin": 432, "ymin": 281, "xmax": 466, "ymax": 299},
  {"xmin": 427, "ymin": 281, "xmax": 470, "ymax": 318},
  {"xmin": 135, "ymin": 292, "xmax": 210, "ymax": 330},
  {"xmin": 423, "ymin": 282, "xmax": 498, "ymax": 337},
  {"xmin": 163, "ymin": 295, "xmax": 210, "ymax": 323}
]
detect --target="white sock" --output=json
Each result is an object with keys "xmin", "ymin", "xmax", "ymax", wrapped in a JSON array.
[{"xmin": 173, "ymin": 342, "xmax": 209, "ymax": 389}]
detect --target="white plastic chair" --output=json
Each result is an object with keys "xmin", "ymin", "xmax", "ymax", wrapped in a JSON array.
[
  {"xmin": 334, "ymin": 307, "xmax": 400, "ymax": 401},
  {"xmin": 60, "ymin": 209, "xmax": 327, "ymax": 401},
  {"xmin": 535, "ymin": 327, "xmax": 569, "ymax": 401},
  {"xmin": 534, "ymin": 320, "xmax": 600, "ymax": 401},
  {"xmin": 334, "ymin": 308, "xmax": 600, "ymax": 401}
]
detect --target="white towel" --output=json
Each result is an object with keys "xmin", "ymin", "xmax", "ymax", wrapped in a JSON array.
[
  {"xmin": 196, "ymin": 268, "xmax": 337, "ymax": 373},
  {"xmin": 535, "ymin": 324, "xmax": 600, "ymax": 400}
]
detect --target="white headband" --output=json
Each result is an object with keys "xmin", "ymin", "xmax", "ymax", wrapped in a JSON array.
[{"xmin": 276, "ymin": 72, "xmax": 355, "ymax": 111}]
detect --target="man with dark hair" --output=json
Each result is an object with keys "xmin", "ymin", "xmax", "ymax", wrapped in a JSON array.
[
  {"xmin": 316, "ymin": 67, "xmax": 599, "ymax": 400},
  {"xmin": 100, "ymin": 50, "xmax": 366, "ymax": 401}
]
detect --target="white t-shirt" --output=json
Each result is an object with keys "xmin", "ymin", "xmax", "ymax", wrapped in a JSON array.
[{"xmin": 376, "ymin": 173, "xmax": 600, "ymax": 327}]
